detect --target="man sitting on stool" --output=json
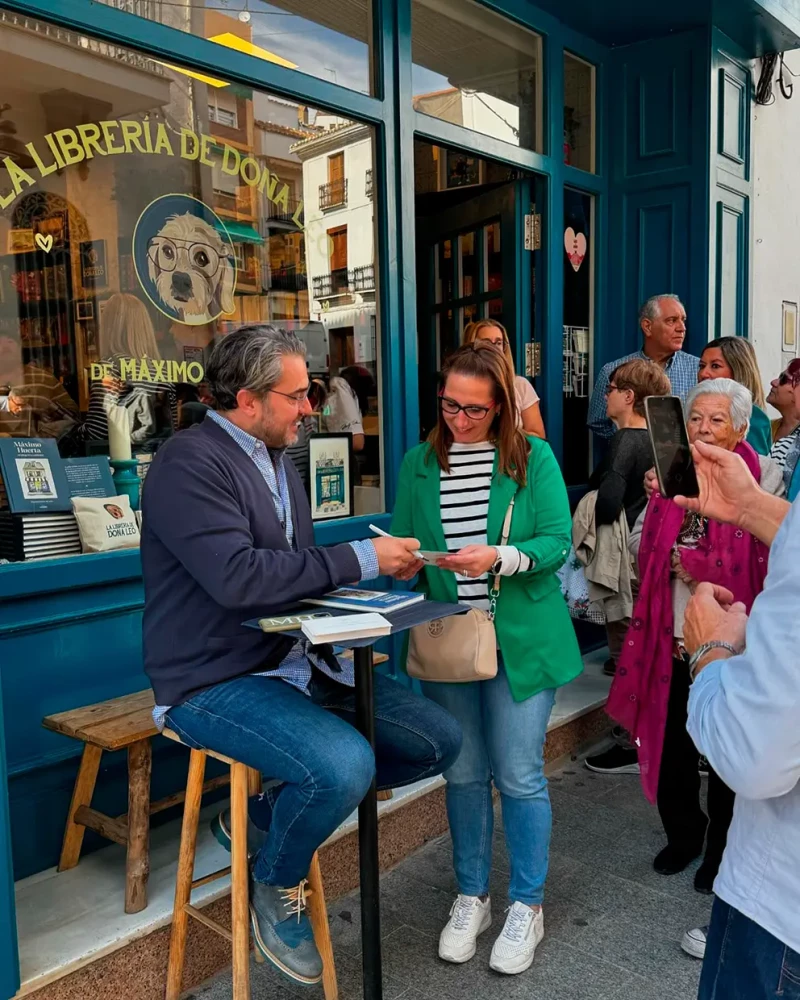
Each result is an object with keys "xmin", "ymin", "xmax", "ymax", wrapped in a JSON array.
[{"xmin": 141, "ymin": 326, "xmax": 462, "ymax": 987}]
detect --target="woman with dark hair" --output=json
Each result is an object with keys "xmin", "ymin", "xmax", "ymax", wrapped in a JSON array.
[{"xmin": 391, "ymin": 341, "xmax": 580, "ymax": 976}]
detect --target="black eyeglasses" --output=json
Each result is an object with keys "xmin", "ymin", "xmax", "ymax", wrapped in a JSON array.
[
  {"xmin": 778, "ymin": 370, "xmax": 800, "ymax": 387},
  {"xmin": 269, "ymin": 385, "xmax": 311, "ymax": 406},
  {"xmin": 439, "ymin": 394, "xmax": 496, "ymax": 420}
]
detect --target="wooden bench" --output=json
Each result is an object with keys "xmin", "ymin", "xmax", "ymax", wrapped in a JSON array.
[{"xmin": 43, "ymin": 651, "xmax": 391, "ymax": 913}]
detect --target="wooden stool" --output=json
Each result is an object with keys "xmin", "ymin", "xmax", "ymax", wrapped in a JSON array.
[
  {"xmin": 162, "ymin": 729, "xmax": 338, "ymax": 1000},
  {"xmin": 43, "ymin": 690, "xmax": 230, "ymax": 914}
]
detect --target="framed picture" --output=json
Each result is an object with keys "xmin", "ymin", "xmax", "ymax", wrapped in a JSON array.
[
  {"xmin": 7, "ymin": 228, "xmax": 35, "ymax": 254},
  {"xmin": 782, "ymin": 301, "xmax": 798, "ymax": 353},
  {"xmin": 309, "ymin": 433, "xmax": 354, "ymax": 521},
  {"xmin": 75, "ymin": 300, "xmax": 94, "ymax": 322},
  {"xmin": 440, "ymin": 150, "xmax": 484, "ymax": 190}
]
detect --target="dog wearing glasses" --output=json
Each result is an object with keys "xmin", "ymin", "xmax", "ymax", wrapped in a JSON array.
[{"xmin": 147, "ymin": 213, "xmax": 235, "ymax": 325}]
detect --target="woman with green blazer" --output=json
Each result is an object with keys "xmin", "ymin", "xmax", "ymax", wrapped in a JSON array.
[{"xmin": 391, "ymin": 343, "xmax": 582, "ymax": 976}]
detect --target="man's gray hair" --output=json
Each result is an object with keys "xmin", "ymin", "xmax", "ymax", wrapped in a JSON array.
[
  {"xmin": 639, "ymin": 293, "xmax": 684, "ymax": 324},
  {"xmin": 206, "ymin": 325, "xmax": 306, "ymax": 411},
  {"xmin": 686, "ymin": 377, "xmax": 752, "ymax": 433}
]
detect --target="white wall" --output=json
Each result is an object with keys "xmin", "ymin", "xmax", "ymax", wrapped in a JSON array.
[
  {"xmin": 302, "ymin": 135, "xmax": 375, "ymax": 288},
  {"xmin": 750, "ymin": 51, "xmax": 800, "ymax": 413}
]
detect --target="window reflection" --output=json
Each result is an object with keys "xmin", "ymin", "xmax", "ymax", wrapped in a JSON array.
[
  {"xmin": 564, "ymin": 53, "xmax": 595, "ymax": 173},
  {"xmin": 411, "ymin": 0, "xmax": 542, "ymax": 151},
  {"xmin": 0, "ymin": 10, "xmax": 383, "ymax": 538},
  {"xmin": 98, "ymin": 0, "xmax": 374, "ymax": 96}
]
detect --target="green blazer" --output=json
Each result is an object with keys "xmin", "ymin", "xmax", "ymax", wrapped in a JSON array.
[
  {"xmin": 746, "ymin": 406, "xmax": 772, "ymax": 456},
  {"xmin": 391, "ymin": 436, "xmax": 583, "ymax": 702}
]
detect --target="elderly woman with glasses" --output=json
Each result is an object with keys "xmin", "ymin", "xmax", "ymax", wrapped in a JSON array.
[
  {"xmin": 391, "ymin": 341, "xmax": 580, "ymax": 976},
  {"xmin": 607, "ymin": 379, "xmax": 785, "ymax": 895}
]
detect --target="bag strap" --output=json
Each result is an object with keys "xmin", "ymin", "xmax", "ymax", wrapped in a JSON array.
[{"xmin": 488, "ymin": 495, "xmax": 516, "ymax": 619}]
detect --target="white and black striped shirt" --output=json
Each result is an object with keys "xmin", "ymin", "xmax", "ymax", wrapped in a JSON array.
[
  {"xmin": 441, "ymin": 442, "xmax": 531, "ymax": 612},
  {"xmin": 770, "ymin": 427, "xmax": 800, "ymax": 469}
]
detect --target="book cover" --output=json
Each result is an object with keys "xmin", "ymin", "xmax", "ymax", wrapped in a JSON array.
[
  {"xmin": 301, "ymin": 612, "xmax": 391, "ymax": 644},
  {"xmin": 63, "ymin": 457, "xmax": 116, "ymax": 500},
  {"xmin": 0, "ymin": 439, "xmax": 71, "ymax": 513},
  {"xmin": 302, "ymin": 588, "xmax": 425, "ymax": 613}
]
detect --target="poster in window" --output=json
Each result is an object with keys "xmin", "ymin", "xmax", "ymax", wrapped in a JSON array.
[
  {"xmin": 80, "ymin": 240, "xmax": 107, "ymax": 289},
  {"xmin": 309, "ymin": 433, "xmax": 353, "ymax": 521}
]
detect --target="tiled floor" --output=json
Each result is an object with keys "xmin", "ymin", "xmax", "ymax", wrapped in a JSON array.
[{"xmin": 191, "ymin": 751, "xmax": 712, "ymax": 1000}]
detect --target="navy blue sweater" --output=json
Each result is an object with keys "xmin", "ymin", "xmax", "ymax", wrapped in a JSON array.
[{"xmin": 141, "ymin": 416, "xmax": 362, "ymax": 707}]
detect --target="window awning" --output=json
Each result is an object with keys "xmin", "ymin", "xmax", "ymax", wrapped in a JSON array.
[{"xmin": 218, "ymin": 221, "xmax": 264, "ymax": 245}]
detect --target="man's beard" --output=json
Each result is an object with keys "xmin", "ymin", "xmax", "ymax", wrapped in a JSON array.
[{"xmin": 255, "ymin": 411, "xmax": 301, "ymax": 449}]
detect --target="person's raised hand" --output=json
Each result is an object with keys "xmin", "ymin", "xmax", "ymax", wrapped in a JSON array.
[
  {"xmin": 684, "ymin": 581, "xmax": 748, "ymax": 659},
  {"xmin": 644, "ymin": 466, "xmax": 658, "ymax": 498},
  {"xmin": 371, "ymin": 536, "xmax": 422, "ymax": 577},
  {"xmin": 674, "ymin": 440, "xmax": 759, "ymax": 528}
]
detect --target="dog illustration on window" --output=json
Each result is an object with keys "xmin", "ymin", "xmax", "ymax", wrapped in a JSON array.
[
  {"xmin": 133, "ymin": 195, "xmax": 237, "ymax": 326},
  {"xmin": 146, "ymin": 213, "xmax": 235, "ymax": 325}
]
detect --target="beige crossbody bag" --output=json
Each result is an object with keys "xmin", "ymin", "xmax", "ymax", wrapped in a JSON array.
[{"xmin": 406, "ymin": 497, "xmax": 516, "ymax": 683}]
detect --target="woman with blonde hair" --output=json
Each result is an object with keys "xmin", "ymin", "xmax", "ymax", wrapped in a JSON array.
[
  {"xmin": 697, "ymin": 336, "xmax": 771, "ymax": 454},
  {"xmin": 392, "ymin": 341, "xmax": 580, "ymax": 975},
  {"xmin": 86, "ymin": 292, "xmax": 177, "ymax": 443},
  {"xmin": 463, "ymin": 319, "xmax": 545, "ymax": 438}
]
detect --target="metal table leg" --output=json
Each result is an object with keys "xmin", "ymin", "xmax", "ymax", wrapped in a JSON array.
[{"xmin": 354, "ymin": 645, "xmax": 382, "ymax": 1000}]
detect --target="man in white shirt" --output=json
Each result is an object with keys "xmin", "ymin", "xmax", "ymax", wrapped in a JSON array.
[{"xmin": 674, "ymin": 439, "xmax": 800, "ymax": 999}]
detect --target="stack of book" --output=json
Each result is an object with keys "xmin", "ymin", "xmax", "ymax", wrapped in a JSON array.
[
  {"xmin": 0, "ymin": 438, "xmax": 118, "ymax": 562},
  {"xmin": 0, "ymin": 511, "xmax": 81, "ymax": 561}
]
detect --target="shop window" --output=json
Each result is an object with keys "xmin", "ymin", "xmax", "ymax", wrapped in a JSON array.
[
  {"xmin": 0, "ymin": 11, "xmax": 385, "ymax": 544},
  {"xmin": 110, "ymin": 0, "xmax": 375, "ymax": 96},
  {"xmin": 564, "ymin": 53, "xmax": 595, "ymax": 173},
  {"xmin": 411, "ymin": 0, "xmax": 542, "ymax": 152},
  {"xmin": 562, "ymin": 189, "xmax": 594, "ymax": 486}
]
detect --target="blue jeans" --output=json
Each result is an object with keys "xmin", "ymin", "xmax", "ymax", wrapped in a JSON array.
[
  {"xmin": 423, "ymin": 658, "xmax": 556, "ymax": 906},
  {"xmin": 699, "ymin": 898, "xmax": 800, "ymax": 999},
  {"xmin": 166, "ymin": 669, "xmax": 462, "ymax": 887}
]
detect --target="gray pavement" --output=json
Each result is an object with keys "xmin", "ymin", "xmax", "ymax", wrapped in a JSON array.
[{"xmin": 191, "ymin": 756, "xmax": 712, "ymax": 1000}]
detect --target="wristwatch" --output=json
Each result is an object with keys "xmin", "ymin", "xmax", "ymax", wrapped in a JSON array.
[
  {"xmin": 688, "ymin": 640, "xmax": 741, "ymax": 681},
  {"xmin": 490, "ymin": 550, "xmax": 503, "ymax": 576}
]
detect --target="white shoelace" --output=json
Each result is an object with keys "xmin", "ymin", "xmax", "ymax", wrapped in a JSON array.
[
  {"xmin": 279, "ymin": 879, "xmax": 312, "ymax": 922},
  {"xmin": 451, "ymin": 895, "xmax": 480, "ymax": 931},
  {"xmin": 502, "ymin": 903, "xmax": 533, "ymax": 943}
]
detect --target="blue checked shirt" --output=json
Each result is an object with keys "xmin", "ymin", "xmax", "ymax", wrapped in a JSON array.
[
  {"xmin": 153, "ymin": 410, "xmax": 379, "ymax": 727},
  {"xmin": 587, "ymin": 349, "xmax": 700, "ymax": 439}
]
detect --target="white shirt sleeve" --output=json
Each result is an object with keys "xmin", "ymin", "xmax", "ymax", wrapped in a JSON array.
[
  {"xmin": 687, "ymin": 500, "xmax": 800, "ymax": 800},
  {"xmin": 514, "ymin": 375, "xmax": 539, "ymax": 410},
  {"xmin": 0, "ymin": 396, "xmax": 9, "ymax": 412}
]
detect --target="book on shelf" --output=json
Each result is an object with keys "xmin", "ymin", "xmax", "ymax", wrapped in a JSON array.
[
  {"xmin": 301, "ymin": 588, "xmax": 425, "ymax": 613},
  {"xmin": 0, "ymin": 510, "xmax": 82, "ymax": 561},
  {"xmin": 0, "ymin": 440, "xmax": 115, "ymax": 514},
  {"xmin": 300, "ymin": 612, "xmax": 391, "ymax": 645}
]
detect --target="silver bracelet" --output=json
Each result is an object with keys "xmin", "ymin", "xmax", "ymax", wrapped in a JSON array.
[{"xmin": 688, "ymin": 641, "xmax": 741, "ymax": 681}]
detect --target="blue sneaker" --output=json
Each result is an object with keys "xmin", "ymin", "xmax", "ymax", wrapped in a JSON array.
[
  {"xmin": 250, "ymin": 877, "xmax": 323, "ymax": 985},
  {"xmin": 210, "ymin": 808, "xmax": 268, "ymax": 859}
]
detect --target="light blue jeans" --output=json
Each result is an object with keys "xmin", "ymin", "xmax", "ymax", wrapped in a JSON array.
[{"xmin": 423, "ymin": 657, "xmax": 556, "ymax": 906}]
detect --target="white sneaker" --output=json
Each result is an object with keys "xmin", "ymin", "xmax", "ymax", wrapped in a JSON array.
[
  {"xmin": 681, "ymin": 925, "xmax": 708, "ymax": 959},
  {"xmin": 489, "ymin": 902, "xmax": 544, "ymax": 975},
  {"xmin": 438, "ymin": 894, "xmax": 492, "ymax": 964}
]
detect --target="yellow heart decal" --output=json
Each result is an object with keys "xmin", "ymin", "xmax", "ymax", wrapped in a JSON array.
[{"xmin": 35, "ymin": 234, "xmax": 53, "ymax": 253}]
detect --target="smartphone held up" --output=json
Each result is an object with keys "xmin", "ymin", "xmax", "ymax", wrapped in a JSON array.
[{"xmin": 644, "ymin": 395, "xmax": 700, "ymax": 499}]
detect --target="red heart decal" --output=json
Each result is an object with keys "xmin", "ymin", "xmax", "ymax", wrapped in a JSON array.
[{"xmin": 564, "ymin": 227, "xmax": 587, "ymax": 273}]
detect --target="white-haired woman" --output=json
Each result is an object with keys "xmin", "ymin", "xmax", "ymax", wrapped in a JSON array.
[{"xmin": 608, "ymin": 379, "xmax": 783, "ymax": 894}]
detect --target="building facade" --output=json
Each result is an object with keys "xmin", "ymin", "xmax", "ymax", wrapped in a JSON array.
[{"xmin": 1, "ymin": 0, "xmax": 800, "ymax": 995}]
